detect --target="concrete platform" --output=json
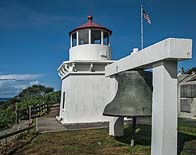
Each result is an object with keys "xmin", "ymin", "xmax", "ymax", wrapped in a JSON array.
[
  {"xmin": 64, "ymin": 122, "xmax": 109, "ymax": 130},
  {"xmin": 36, "ymin": 117, "xmax": 66, "ymax": 133},
  {"xmin": 36, "ymin": 116, "xmax": 153, "ymax": 133}
]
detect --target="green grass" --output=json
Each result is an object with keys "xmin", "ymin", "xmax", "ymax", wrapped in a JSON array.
[
  {"xmin": 14, "ymin": 127, "xmax": 151, "ymax": 155},
  {"xmin": 180, "ymin": 140, "xmax": 196, "ymax": 155},
  {"xmin": 178, "ymin": 118, "xmax": 196, "ymax": 155},
  {"xmin": 178, "ymin": 118, "xmax": 196, "ymax": 136},
  {"xmin": 11, "ymin": 118, "xmax": 196, "ymax": 155}
]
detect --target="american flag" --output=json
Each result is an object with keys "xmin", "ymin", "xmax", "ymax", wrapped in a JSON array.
[{"xmin": 143, "ymin": 9, "xmax": 151, "ymax": 24}]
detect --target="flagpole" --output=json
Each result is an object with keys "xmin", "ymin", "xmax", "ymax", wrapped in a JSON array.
[{"xmin": 141, "ymin": 5, "xmax": 144, "ymax": 50}]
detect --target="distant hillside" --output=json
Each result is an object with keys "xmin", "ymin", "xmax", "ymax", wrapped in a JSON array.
[{"xmin": 0, "ymin": 98, "xmax": 11, "ymax": 102}]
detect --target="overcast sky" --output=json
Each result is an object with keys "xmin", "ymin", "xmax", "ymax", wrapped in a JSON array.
[{"xmin": 0, "ymin": 0, "xmax": 196, "ymax": 98}]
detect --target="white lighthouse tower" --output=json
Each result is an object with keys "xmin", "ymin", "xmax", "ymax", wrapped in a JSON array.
[{"xmin": 57, "ymin": 16, "xmax": 116, "ymax": 124}]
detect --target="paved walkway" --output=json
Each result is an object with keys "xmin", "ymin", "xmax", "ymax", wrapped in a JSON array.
[
  {"xmin": 36, "ymin": 117, "xmax": 152, "ymax": 133},
  {"xmin": 36, "ymin": 117, "xmax": 66, "ymax": 133}
]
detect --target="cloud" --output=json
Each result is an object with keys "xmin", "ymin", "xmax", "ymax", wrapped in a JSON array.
[
  {"xmin": 0, "ymin": 74, "xmax": 42, "ymax": 98},
  {"xmin": 0, "ymin": 74, "xmax": 41, "ymax": 81},
  {"xmin": 29, "ymin": 80, "xmax": 39, "ymax": 86}
]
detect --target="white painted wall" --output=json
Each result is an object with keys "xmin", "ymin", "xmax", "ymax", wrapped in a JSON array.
[
  {"xmin": 69, "ymin": 44, "xmax": 112, "ymax": 61},
  {"xmin": 59, "ymin": 76, "xmax": 72, "ymax": 119},
  {"xmin": 59, "ymin": 74, "xmax": 117, "ymax": 124}
]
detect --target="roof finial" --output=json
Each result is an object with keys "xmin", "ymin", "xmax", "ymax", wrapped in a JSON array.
[{"xmin": 88, "ymin": 15, "xmax": 93, "ymax": 22}]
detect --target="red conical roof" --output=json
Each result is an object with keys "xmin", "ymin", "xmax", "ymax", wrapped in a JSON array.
[{"xmin": 69, "ymin": 16, "xmax": 112, "ymax": 35}]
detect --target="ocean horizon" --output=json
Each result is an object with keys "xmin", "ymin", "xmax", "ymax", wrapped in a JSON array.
[{"xmin": 0, "ymin": 98, "xmax": 11, "ymax": 102}]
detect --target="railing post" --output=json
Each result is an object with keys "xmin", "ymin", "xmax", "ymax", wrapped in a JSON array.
[
  {"xmin": 5, "ymin": 132, "xmax": 7, "ymax": 154},
  {"xmin": 15, "ymin": 102, "xmax": 19, "ymax": 124},
  {"xmin": 38, "ymin": 104, "xmax": 40, "ymax": 117},
  {"xmin": 47, "ymin": 103, "xmax": 49, "ymax": 114},
  {"xmin": 42, "ymin": 102, "xmax": 44, "ymax": 115},
  {"xmin": 28, "ymin": 105, "xmax": 31, "ymax": 127}
]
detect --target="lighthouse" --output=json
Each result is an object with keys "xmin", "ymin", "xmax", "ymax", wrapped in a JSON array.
[{"xmin": 57, "ymin": 16, "xmax": 117, "ymax": 124}]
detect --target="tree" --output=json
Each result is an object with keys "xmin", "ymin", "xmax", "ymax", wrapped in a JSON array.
[
  {"xmin": 43, "ymin": 91, "xmax": 61, "ymax": 104},
  {"xmin": 18, "ymin": 85, "xmax": 54, "ymax": 99},
  {"xmin": 187, "ymin": 67, "xmax": 196, "ymax": 74}
]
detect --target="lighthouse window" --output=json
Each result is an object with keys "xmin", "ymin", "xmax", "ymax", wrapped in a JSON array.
[
  {"xmin": 78, "ymin": 30, "xmax": 89, "ymax": 45},
  {"xmin": 103, "ymin": 31, "xmax": 109, "ymax": 45},
  {"xmin": 62, "ymin": 92, "xmax": 66, "ymax": 109},
  {"xmin": 72, "ymin": 32, "xmax": 77, "ymax": 47},
  {"xmin": 91, "ymin": 30, "xmax": 101, "ymax": 44}
]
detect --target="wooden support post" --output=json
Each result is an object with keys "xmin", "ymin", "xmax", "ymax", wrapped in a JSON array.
[
  {"xmin": 36, "ymin": 105, "xmax": 38, "ymax": 117},
  {"xmin": 43, "ymin": 103, "xmax": 45, "ymax": 113},
  {"xmin": 42, "ymin": 102, "xmax": 44, "ymax": 115},
  {"xmin": 15, "ymin": 102, "xmax": 19, "ymax": 124},
  {"xmin": 28, "ymin": 105, "xmax": 31, "ymax": 126},
  {"xmin": 130, "ymin": 117, "xmax": 137, "ymax": 146},
  {"xmin": 38, "ymin": 104, "xmax": 41, "ymax": 117},
  {"xmin": 5, "ymin": 133, "xmax": 7, "ymax": 154},
  {"xmin": 45, "ymin": 103, "xmax": 47, "ymax": 113},
  {"xmin": 40, "ymin": 104, "xmax": 42, "ymax": 116},
  {"xmin": 47, "ymin": 103, "xmax": 49, "ymax": 113}
]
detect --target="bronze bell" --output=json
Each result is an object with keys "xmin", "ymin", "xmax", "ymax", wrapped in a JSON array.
[{"xmin": 103, "ymin": 70, "xmax": 152, "ymax": 117}]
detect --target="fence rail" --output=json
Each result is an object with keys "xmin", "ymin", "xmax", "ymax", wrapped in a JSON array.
[
  {"xmin": 31, "ymin": 103, "xmax": 49, "ymax": 118},
  {"xmin": 16, "ymin": 103, "xmax": 50, "ymax": 122},
  {"xmin": 0, "ymin": 125, "xmax": 35, "ymax": 140}
]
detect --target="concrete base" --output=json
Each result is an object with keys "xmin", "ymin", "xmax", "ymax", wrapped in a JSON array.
[
  {"xmin": 63, "ymin": 122, "xmax": 109, "ymax": 130},
  {"xmin": 109, "ymin": 117, "xmax": 124, "ymax": 136}
]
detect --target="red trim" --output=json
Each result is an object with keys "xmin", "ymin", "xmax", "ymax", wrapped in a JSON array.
[{"xmin": 69, "ymin": 16, "xmax": 112, "ymax": 36}]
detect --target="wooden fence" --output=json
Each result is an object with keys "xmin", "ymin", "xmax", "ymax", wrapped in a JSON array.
[
  {"xmin": 30, "ymin": 103, "xmax": 49, "ymax": 118},
  {"xmin": 16, "ymin": 103, "xmax": 50, "ymax": 123},
  {"xmin": 0, "ymin": 103, "xmax": 59, "ymax": 154}
]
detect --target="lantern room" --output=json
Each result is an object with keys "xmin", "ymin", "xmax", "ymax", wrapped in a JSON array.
[{"xmin": 68, "ymin": 16, "xmax": 112, "ymax": 61}]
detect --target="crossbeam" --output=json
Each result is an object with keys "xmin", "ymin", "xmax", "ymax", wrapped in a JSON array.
[{"xmin": 105, "ymin": 38, "xmax": 192, "ymax": 76}]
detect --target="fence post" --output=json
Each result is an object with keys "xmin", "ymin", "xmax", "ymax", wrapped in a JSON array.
[
  {"xmin": 44, "ymin": 103, "xmax": 47, "ymax": 113},
  {"xmin": 41, "ymin": 102, "xmax": 44, "ymax": 116},
  {"xmin": 47, "ymin": 103, "xmax": 49, "ymax": 114},
  {"xmin": 28, "ymin": 106, "xmax": 31, "ymax": 126},
  {"xmin": 38, "ymin": 104, "xmax": 40, "ymax": 117},
  {"xmin": 39, "ymin": 104, "xmax": 41, "ymax": 116},
  {"xmin": 5, "ymin": 131, "xmax": 7, "ymax": 154},
  {"xmin": 15, "ymin": 102, "xmax": 19, "ymax": 124}
]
